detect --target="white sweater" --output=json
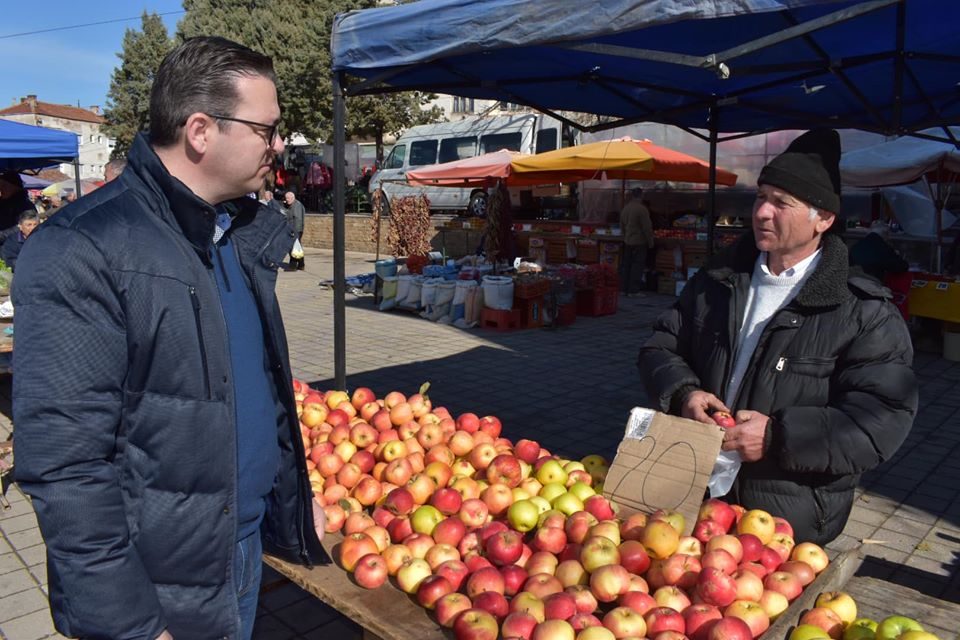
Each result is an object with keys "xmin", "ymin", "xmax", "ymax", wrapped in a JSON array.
[{"xmin": 724, "ymin": 250, "xmax": 821, "ymax": 406}]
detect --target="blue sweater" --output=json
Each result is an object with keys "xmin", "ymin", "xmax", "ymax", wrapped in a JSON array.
[{"xmin": 211, "ymin": 233, "xmax": 281, "ymax": 541}]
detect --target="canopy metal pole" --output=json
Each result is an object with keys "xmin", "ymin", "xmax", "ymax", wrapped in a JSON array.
[
  {"xmin": 706, "ymin": 107, "xmax": 719, "ymax": 257},
  {"xmin": 73, "ymin": 159, "xmax": 82, "ymax": 198},
  {"xmin": 332, "ymin": 72, "xmax": 347, "ymax": 390}
]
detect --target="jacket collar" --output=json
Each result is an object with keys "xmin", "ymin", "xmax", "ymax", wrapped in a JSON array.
[
  {"xmin": 126, "ymin": 133, "xmax": 218, "ymax": 259},
  {"xmin": 706, "ymin": 231, "xmax": 851, "ymax": 308}
]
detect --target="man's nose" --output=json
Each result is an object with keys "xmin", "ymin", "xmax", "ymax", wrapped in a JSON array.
[
  {"xmin": 273, "ymin": 135, "xmax": 285, "ymax": 156},
  {"xmin": 754, "ymin": 201, "xmax": 775, "ymax": 219}
]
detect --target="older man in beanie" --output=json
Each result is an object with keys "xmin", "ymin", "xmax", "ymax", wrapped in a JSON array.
[{"xmin": 637, "ymin": 129, "xmax": 917, "ymax": 545}]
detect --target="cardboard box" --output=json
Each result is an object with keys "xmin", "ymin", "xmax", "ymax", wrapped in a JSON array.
[{"xmin": 603, "ymin": 408, "xmax": 724, "ymax": 534}]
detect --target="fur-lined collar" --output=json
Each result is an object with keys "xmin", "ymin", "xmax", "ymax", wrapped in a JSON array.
[{"xmin": 706, "ymin": 232, "xmax": 852, "ymax": 307}]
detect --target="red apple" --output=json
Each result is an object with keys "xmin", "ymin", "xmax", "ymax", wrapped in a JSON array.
[
  {"xmin": 737, "ymin": 534, "xmax": 764, "ymax": 564},
  {"xmin": 790, "ymin": 542, "xmax": 829, "ymax": 574},
  {"xmin": 777, "ymin": 560, "xmax": 816, "ymax": 587},
  {"xmin": 466, "ymin": 566, "xmax": 506, "ymax": 598},
  {"xmin": 619, "ymin": 590, "xmax": 658, "ymax": 616},
  {"xmin": 435, "ymin": 559, "xmax": 470, "ymax": 592},
  {"xmin": 661, "ymin": 553, "xmax": 702, "ymax": 590},
  {"xmin": 683, "ymin": 604, "xmax": 723, "ymax": 640},
  {"xmin": 698, "ymin": 499, "xmax": 737, "ymax": 532},
  {"xmin": 486, "ymin": 530, "xmax": 524, "ymax": 566},
  {"xmin": 431, "ymin": 486, "xmax": 464, "ymax": 515},
  {"xmin": 383, "ymin": 487, "xmax": 415, "ymax": 516},
  {"xmin": 589, "ymin": 563, "xmax": 631, "ymax": 602},
  {"xmin": 523, "ymin": 573, "xmax": 564, "ymax": 599},
  {"xmin": 532, "ymin": 619, "xmax": 575, "ymax": 640},
  {"xmin": 353, "ymin": 553, "xmax": 388, "ymax": 589},
  {"xmin": 464, "ymin": 553, "xmax": 494, "ymax": 574},
  {"xmin": 763, "ymin": 571, "xmax": 803, "ymax": 601},
  {"xmin": 707, "ymin": 615, "xmax": 753, "ymax": 640},
  {"xmin": 798, "ymin": 607, "xmax": 844, "ymax": 640},
  {"xmin": 694, "ymin": 518, "xmax": 728, "ymax": 543},
  {"xmin": 396, "ymin": 557, "xmax": 432, "ymax": 594},
  {"xmin": 433, "ymin": 516, "xmax": 468, "ymax": 547},
  {"xmin": 458, "ymin": 498, "xmax": 490, "ymax": 529},
  {"xmin": 705, "ymin": 534, "xmax": 744, "ymax": 564},
  {"xmin": 338, "ymin": 532, "xmax": 379, "ymax": 572},
  {"xmin": 478, "ymin": 415, "xmax": 502, "ymax": 438},
  {"xmin": 616, "ymin": 539, "xmax": 651, "ymax": 576},
  {"xmin": 565, "ymin": 584, "xmax": 599, "ymax": 614},
  {"xmin": 701, "ymin": 549, "xmax": 738, "ymax": 575},
  {"xmin": 696, "ymin": 567, "xmax": 737, "ymax": 607},
  {"xmin": 509, "ymin": 592, "xmax": 546, "ymax": 623},
  {"xmin": 565, "ymin": 511, "xmax": 599, "ymax": 545},
  {"xmin": 732, "ymin": 568, "xmax": 765, "ymax": 602},
  {"xmin": 580, "ymin": 536, "xmax": 620, "ymax": 573},
  {"xmin": 653, "ymin": 586, "xmax": 692, "ymax": 613},
  {"xmin": 603, "ymin": 606, "xmax": 648, "ymax": 639},
  {"xmin": 453, "ymin": 608, "xmax": 499, "ymax": 640},
  {"xmin": 725, "ymin": 600, "xmax": 770, "ymax": 637},
  {"xmin": 543, "ymin": 591, "xmax": 578, "ymax": 620},
  {"xmin": 645, "ymin": 606, "xmax": 686, "ymax": 636},
  {"xmin": 501, "ymin": 611, "xmax": 538, "ymax": 640},
  {"xmin": 514, "ymin": 439, "xmax": 541, "ymax": 464},
  {"xmin": 416, "ymin": 574, "xmax": 455, "ymax": 609},
  {"xmin": 567, "ymin": 612, "xmax": 604, "ymax": 632},
  {"xmin": 583, "ymin": 495, "xmax": 616, "ymax": 521},
  {"xmin": 473, "ymin": 591, "xmax": 509, "ymax": 622},
  {"xmin": 555, "ymin": 559, "xmax": 588, "ymax": 588},
  {"xmin": 457, "ymin": 412, "xmax": 481, "ymax": 433},
  {"xmin": 500, "ymin": 564, "xmax": 528, "ymax": 597},
  {"xmin": 532, "ymin": 525, "xmax": 568, "ymax": 555},
  {"xmin": 486, "ymin": 454, "xmax": 523, "ymax": 488}
]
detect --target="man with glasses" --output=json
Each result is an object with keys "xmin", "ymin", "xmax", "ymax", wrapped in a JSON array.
[{"xmin": 13, "ymin": 36, "xmax": 327, "ymax": 640}]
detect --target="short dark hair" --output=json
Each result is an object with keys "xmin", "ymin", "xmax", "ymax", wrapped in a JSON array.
[
  {"xmin": 149, "ymin": 36, "xmax": 276, "ymax": 147},
  {"xmin": 19, "ymin": 209, "xmax": 39, "ymax": 224}
]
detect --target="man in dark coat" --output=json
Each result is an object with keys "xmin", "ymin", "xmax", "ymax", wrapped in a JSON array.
[
  {"xmin": 0, "ymin": 171, "xmax": 37, "ymax": 234},
  {"xmin": 13, "ymin": 37, "xmax": 327, "ymax": 640},
  {"xmin": 283, "ymin": 189, "xmax": 306, "ymax": 270},
  {"xmin": 1, "ymin": 209, "xmax": 39, "ymax": 271},
  {"xmin": 638, "ymin": 129, "xmax": 917, "ymax": 545}
]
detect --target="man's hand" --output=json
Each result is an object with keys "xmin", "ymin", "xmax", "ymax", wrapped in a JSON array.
[
  {"xmin": 720, "ymin": 410, "xmax": 771, "ymax": 462},
  {"xmin": 155, "ymin": 631, "xmax": 173, "ymax": 640},
  {"xmin": 312, "ymin": 497, "xmax": 326, "ymax": 542},
  {"xmin": 680, "ymin": 390, "xmax": 730, "ymax": 425}
]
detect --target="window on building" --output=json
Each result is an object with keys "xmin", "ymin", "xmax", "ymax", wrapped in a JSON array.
[
  {"xmin": 77, "ymin": 134, "xmax": 83, "ymax": 144},
  {"xmin": 453, "ymin": 97, "xmax": 475, "ymax": 113},
  {"xmin": 97, "ymin": 135, "xmax": 102, "ymax": 144},
  {"xmin": 409, "ymin": 140, "xmax": 438, "ymax": 166},
  {"xmin": 438, "ymin": 137, "xmax": 477, "ymax": 163},
  {"xmin": 89, "ymin": 135, "xmax": 94, "ymax": 143},
  {"xmin": 480, "ymin": 132, "xmax": 522, "ymax": 153}
]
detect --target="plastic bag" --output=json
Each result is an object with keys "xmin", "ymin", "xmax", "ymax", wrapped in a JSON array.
[
  {"xmin": 379, "ymin": 276, "xmax": 398, "ymax": 311},
  {"xmin": 291, "ymin": 238, "xmax": 304, "ymax": 259},
  {"xmin": 707, "ymin": 450, "xmax": 741, "ymax": 498}
]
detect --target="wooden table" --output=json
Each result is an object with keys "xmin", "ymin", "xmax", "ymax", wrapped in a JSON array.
[{"xmin": 844, "ymin": 576, "xmax": 960, "ymax": 640}]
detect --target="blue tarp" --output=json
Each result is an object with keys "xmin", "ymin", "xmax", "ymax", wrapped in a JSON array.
[
  {"xmin": 0, "ymin": 119, "xmax": 78, "ymax": 171},
  {"xmin": 332, "ymin": 0, "xmax": 960, "ymax": 136}
]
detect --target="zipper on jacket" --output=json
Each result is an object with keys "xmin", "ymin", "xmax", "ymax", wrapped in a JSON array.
[
  {"xmin": 811, "ymin": 487, "xmax": 827, "ymax": 533},
  {"xmin": 189, "ymin": 286, "xmax": 212, "ymax": 400},
  {"xmin": 776, "ymin": 357, "xmax": 786, "ymax": 371}
]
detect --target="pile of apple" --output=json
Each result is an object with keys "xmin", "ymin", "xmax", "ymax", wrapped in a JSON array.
[
  {"xmin": 789, "ymin": 590, "xmax": 941, "ymax": 640},
  {"xmin": 295, "ymin": 382, "xmax": 833, "ymax": 640}
]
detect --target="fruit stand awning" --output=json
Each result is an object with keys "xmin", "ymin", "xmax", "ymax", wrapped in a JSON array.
[
  {"xmin": 405, "ymin": 150, "xmax": 524, "ymax": 188},
  {"xmin": 840, "ymin": 127, "xmax": 960, "ymax": 188},
  {"xmin": 510, "ymin": 138, "xmax": 738, "ymax": 186},
  {"xmin": 0, "ymin": 118, "xmax": 78, "ymax": 171},
  {"xmin": 332, "ymin": 0, "xmax": 960, "ymax": 138}
]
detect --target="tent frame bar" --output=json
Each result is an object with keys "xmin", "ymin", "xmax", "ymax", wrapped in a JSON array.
[{"xmin": 332, "ymin": 72, "xmax": 347, "ymax": 390}]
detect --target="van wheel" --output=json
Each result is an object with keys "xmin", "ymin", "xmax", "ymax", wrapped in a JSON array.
[{"xmin": 468, "ymin": 191, "xmax": 488, "ymax": 217}]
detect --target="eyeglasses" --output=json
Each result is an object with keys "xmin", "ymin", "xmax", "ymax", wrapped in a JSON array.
[{"xmin": 205, "ymin": 113, "xmax": 281, "ymax": 145}]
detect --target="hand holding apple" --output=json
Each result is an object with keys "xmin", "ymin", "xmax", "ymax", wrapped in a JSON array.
[
  {"xmin": 680, "ymin": 390, "xmax": 730, "ymax": 425},
  {"xmin": 721, "ymin": 411, "xmax": 771, "ymax": 462}
]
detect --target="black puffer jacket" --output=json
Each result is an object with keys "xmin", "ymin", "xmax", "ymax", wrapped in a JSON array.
[
  {"xmin": 12, "ymin": 134, "xmax": 328, "ymax": 640},
  {"xmin": 638, "ymin": 233, "xmax": 917, "ymax": 544}
]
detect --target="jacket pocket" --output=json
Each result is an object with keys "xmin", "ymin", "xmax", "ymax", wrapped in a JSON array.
[
  {"xmin": 188, "ymin": 286, "xmax": 212, "ymax": 400},
  {"xmin": 774, "ymin": 356, "xmax": 836, "ymax": 377},
  {"xmin": 810, "ymin": 486, "xmax": 827, "ymax": 534}
]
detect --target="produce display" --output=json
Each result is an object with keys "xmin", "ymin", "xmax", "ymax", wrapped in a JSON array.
[
  {"xmin": 788, "ymin": 591, "xmax": 942, "ymax": 640},
  {"xmin": 295, "ymin": 382, "xmax": 853, "ymax": 640}
]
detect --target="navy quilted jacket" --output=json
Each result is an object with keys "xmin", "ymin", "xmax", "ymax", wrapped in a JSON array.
[{"xmin": 12, "ymin": 134, "xmax": 327, "ymax": 640}]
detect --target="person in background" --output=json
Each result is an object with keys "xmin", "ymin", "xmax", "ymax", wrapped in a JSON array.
[
  {"xmin": 1, "ymin": 209, "xmax": 39, "ymax": 271},
  {"xmin": 619, "ymin": 187, "xmax": 654, "ymax": 296},
  {"xmin": 637, "ymin": 129, "xmax": 917, "ymax": 545},
  {"xmin": 260, "ymin": 186, "xmax": 283, "ymax": 213},
  {"xmin": 283, "ymin": 189, "xmax": 306, "ymax": 270},
  {"xmin": 0, "ymin": 171, "xmax": 37, "ymax": 232},
  {"xmin": 61, "ymin": 191, "xmax": 77, "ymax": 204},
  {"xmin": 13, "ymin": 36, "xmax": 326, "ymax": 640},
  {"xmin": 848, "ymin": 219, "xmax": 909, "ymax": 281},
  {"xmin": 104, "ymin": 158, "xmax": 127, "ymax": 183}
]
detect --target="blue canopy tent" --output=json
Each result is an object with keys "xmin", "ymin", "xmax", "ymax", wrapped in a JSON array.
[
  {"xmin": 0, "ymin": 119, "xmax": 81, "ymax": 194},
  {"xmin": 326, "ymin": 0, "xmax": 960, "ymax": 387}
]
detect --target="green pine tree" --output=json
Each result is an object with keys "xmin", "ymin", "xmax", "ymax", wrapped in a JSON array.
[{"xmin": 102, "ymin": 12, "xmax": 173, "ymax": 158}]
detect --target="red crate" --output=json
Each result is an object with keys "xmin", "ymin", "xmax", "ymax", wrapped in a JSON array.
[
  {"xmin": 516, "ymin": 296, "xmax": 544, "ymax": 329},
  {"xmin": 556, "ymin": 302, "xmax": 577, "ymax": 326},
  {"xmin": 513, "ymin": 277, "xmax": 552, "ymax": 299},
  {"xmin": 576, "ymin": 286, "xmax": 619, "ymax": 317},
  {"xmin": 480, "ymin": 307, "xmax": 521, "ymax": 331}
]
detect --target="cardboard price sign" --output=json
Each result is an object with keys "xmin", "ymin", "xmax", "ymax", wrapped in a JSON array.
[{"xmin": 603, "ymin": 408, "xmax": 724, "ymax": 535}]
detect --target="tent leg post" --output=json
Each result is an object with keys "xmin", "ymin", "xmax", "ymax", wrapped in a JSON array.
[
  {"xmin": 73, "ymin": 159, "xmax": 82, "ymax": 198},
  {"xmin": 706, "ymin": 107, "xmax": 719, "ymax": 257},
  {"xmin": 333, "ymin": 72, "xmax": 347, "ymax": 390}
]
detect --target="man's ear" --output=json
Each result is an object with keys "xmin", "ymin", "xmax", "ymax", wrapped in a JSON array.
[
  {"xmin": 182, "ymin": 113, "xmax": 214, "ymax": 155},
  {"xmin": 815, "ymin": 210, "xmax": 836, "ymax": 234}
]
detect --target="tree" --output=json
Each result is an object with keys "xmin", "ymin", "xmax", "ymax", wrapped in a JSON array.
[
  {"xmin": 103, "ymin": 13, "xmax": 173, "ymax": 158},
  {"xmin": 177, "ymin": 0, "xmax": 444, "ymax": 147}
]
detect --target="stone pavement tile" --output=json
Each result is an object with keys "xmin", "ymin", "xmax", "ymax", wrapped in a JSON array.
[
  {"xmin": 0, "ymin": 512, "xmax": 39, "ymax": 534},
  {"xmin": 0, "ymin": 568, "xmax": 37, "ymax": 598},
  {"xmin": 861, "ymin": 544, "xmax": 909, "ymax": 566},
  {"xmin": 883, "ymin": 513, "xmax": 937, "ymax": 537},
  {"xmin": 914, "ymin": 537, "xmax": 960, "ymax": 563},
  {"xmin": 837, "ymin": 519, "xmax": 879, "ymax": 542},
  {"xmin": 258, "ymin": 582, "xmax": 311, "ymax": 613},
  {"xmin": 0, "ymin": 495, "xmax": 36, "ymax": 518},
  {"xmin": 28, "ymin": 562, "xmax": 47, "ymax": 588},
  {"xmin": 856, "ymin": 494, "xmax": 905, "ymax": 515},
  {"xmin": 252, "ymin": 613, "xmax": 298, "ymax": 640},
  {"xmin": 300, "ymin": 615, "xmax": 361, "ymax": 640},
  {"xmin": 848, "ymin": 504, "xmax": 891, "ymax": 527},
  {"xmin": 270, "ymin": 596, "xmax": 342, "ymax": 634},
  {"xmin": 18, "ymin": 544, "xmax": 46, "ymax": 568},
  {"xmin": 903, "ymin": 552, "xmax": 958, "ymax": 579},
  {"xmin": 891, "ymin": 504, "xmax": 943, "ymax": 526},
  {"xmin": 872, "ymin": 527, "xmax": 930, "ymax": 553},
  {"xmin": 0, "ymin": 585, "xmax": 48, "ymax": 622},
  {"xmin": 0, "ymin": 608, "xmax": 57, "ymax": 640},
  {"xmin": 0, "ymin": 551, "xmax": 25, "ymax": 576},
  {"xmin": 7, "ymin": 527, "xmax": 44, "ymax": 551},
  {"xmin": 827, "ymin": 533, "xmax": 861, "ymax": 553}
]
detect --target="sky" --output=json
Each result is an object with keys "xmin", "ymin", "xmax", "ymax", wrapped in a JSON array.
[{"xmin": 1, "ymin": 1, "xmax": 184, "ymax": 112}]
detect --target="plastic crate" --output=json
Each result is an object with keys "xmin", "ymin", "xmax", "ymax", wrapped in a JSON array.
[
  {"xmin": 516, "ymin": 296, "xmax": 545, "ymax": 329},
  {"xmin": 480, "ymin": 307, "xmax": 521, "ymax": 331},
  {"xmin": 556, "ymin": 302, "xmax": 577, "ymax": 326},
  {"xmin": 513, "ymin": 277, "xmax": 552, "ymax": 299},
  {"xmin": 576, "ymin": 286, "xmax": 619, "ymax": 317}
]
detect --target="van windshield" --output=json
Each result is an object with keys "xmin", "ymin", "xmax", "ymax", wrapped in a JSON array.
[
  {"xmin": 439, "ymin": 137, "xmax": 477, "ymax": 163},
  {"xmin": 536, "ymin": 128, "xmax": 558, "ymax": 153},
  {"xmin": 384, "ymin": 144, "xmax": 406, "ymax": 170},
  {"xmin": 480, "ymin": 132, "xmax": 522, "ymax": 153},
  {"xmin": 410, "ymin": 140, "xmax": 438, "ymax": 166}
]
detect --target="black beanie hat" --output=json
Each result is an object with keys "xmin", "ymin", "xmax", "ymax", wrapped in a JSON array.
[{"xmin": 757, "ymin": 128, "xmax": 842, "ymax": 213}]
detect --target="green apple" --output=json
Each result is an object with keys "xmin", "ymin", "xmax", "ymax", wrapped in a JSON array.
[
  {"xmin": 529, "ymin": 496, "xmax": 551, "ymax": 515},
  {"xmin": 568, "ymin": 481, "xmax": 596, "ymax": 502},
  {"xmin": 897, "ymin": 631, "xmax": 940, "ymax": 640},
  {"xmin": 875, "ymin": 616, "xmax": 924, "ymax": 640},
  {"xmin": 411, "ymin": 505, "xmax": 443, "ymax": 536},
  {"xmin": 551, "ymin": 491, "xmax": 584, "ymax": 516},
  {"xmin": 563, "ymin": 461, "xmax": 586, "ymax": 474},
  {"xmin": 507, "ymin": 499, "xmax": 540, "ymax": 533},
  {"xmin": 511, "ymin": 487, "xmax": 532, "ymax": 502},
  {"xmin": 843, "ymin": 618, "xmax": 878, "ymax": 640},
  {"xmin": 536, "ymin": 459, "xmax": 569, "ymax": 486},
  {"xmin": 789, "ymin": 624, "xmax": 834, "ymax": 640},
  {"xmin": 538, "ymin": 482, "xmax": 568, "ymax": 503}
]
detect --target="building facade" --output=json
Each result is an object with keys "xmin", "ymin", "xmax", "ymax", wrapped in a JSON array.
[{"xmin": 0, "ymin": 95, "xmax": 115, "ymax": 180}]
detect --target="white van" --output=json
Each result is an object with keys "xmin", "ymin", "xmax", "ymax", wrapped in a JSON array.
[{"xmin": 369, "ymin": 113, "xmax": 568, "ymax": 215}]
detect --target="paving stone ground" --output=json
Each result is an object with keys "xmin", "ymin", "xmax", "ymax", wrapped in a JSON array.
[{"xmin": 1, "ymin": 247, "xmax": 958, "ymax": 639}]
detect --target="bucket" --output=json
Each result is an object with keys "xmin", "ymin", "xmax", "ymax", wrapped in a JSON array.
[
  {"xmin": 482, "ymin": 275, "xmax": 514, "ymax": 310},
  {"xmin": 375, "ymin": 258, "xmax": 397, "ymax": 278},
  {"xmin": 944, "ymin": 330, "xmax": 960, "ymax": 362}
]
